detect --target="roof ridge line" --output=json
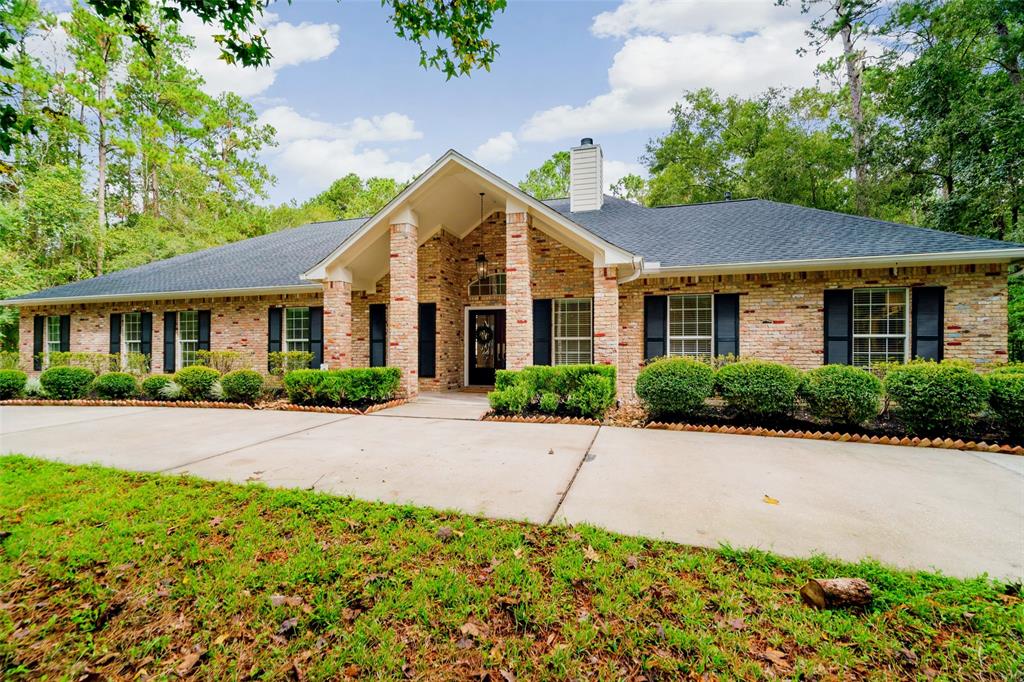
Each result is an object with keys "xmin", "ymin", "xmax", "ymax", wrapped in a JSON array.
[{"xmin": 651, "ymin": 197, "xmax": 760, "ymax": 209}]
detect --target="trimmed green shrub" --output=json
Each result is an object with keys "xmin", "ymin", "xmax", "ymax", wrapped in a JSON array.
[
  {"xmin": 269, "ymin": 351, "xmax": 314, "ymax": 376},
  {"xmin": 565, "ymin": 373, "xmax": 615, "ymax": 419},
  {"xmin": 0, "ymin": 351, "xmax": 20, "ymax": 370},
  {"xmin": 195, "ymin": 350, "xmax": 254, "ymax": 374},
  {"xmin": 124, "ymin": 352, "xmax": 151, "ymax": 376},
  {"xmin": 283, "ymin": 368, "xmax": 401, "ymax": 406},
  {"xmin": 488, "ymin": 384, "xmax": 531, "ymax": 415},
  {"xmin": 715, "ymin": 360, "xmax": 803, "ymax": 419},
  {"xmin": 538, "ymin": 390, "xmax": 560, "ymax": 414},
  {"xmin": 221, "ymin": 369, "xmax": 264, "ymax": 404},
  {"xmin": 494, "ymin": 369, "xmax": 519, "ymax": 391},
  {"xmin": 0, "ymin": 369, "xmax": 27, "ymax": 399},
  {"xmin": 884, "ymin": 361, "xmax": 989, "ymax": 435},
  {"xmin": 800, "ymin": 365, "xmax": 882, "ymax": 426},
  {"xmin": 92, "ymin": 372, "xmax": 138, "ymax": 399},
  {"xmin": 986, "ymin": 365, "xmax": 1024, "ymax": 435},
  {"xmin": 635, "ymin": 357, "xmax": 714, "ymax": 417},
  {"xmin": 39, "ymin": 366, "xmax": 96, "ymax": 400},
  {"xmin": 45, "ymin": 351, "xmax": 118, "ymax": 374},
  {"xmin": 173, "ymin": 366, "xmax": 222, "ymax": 401},
  {"xmin": 141, "ymin": 375, "xmax": 173, "ymax": 400}
]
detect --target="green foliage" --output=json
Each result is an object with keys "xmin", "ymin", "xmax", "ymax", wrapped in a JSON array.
[
  {"xmin": 635, "ymin": 357, "xmax": 715, "ymax": 418},
  {"xmin": 141, "ymin": 375, "xmax": 173, "ymax": 400},
  {"xmin": 45, "ymin": 352, "xmax": 118, "ymax": 375},
  {"xmin": 487, "ymin": 383, "xmax": 531, "ymax": 415},
  {"xmin": 282, "ymin": 368, "xmax": 401, "ymax": 406},
  {"xmin": 23, "ymin": 376, "xmax": 43, "ymax": 397},
  {"xmin": 0, "ymin": 351, "xmax": 20, "ymax": 370},
  {"xmin": 124, "ymin": 352, "xmax": 150, "ymax": 376},
  {"xmin": 39, "ymin": 366, "xmax": 97, "ymax": 400},
  {"xmin": 565, "ymin": 373, "xmax": 615, "ymax": 419},
  {"xmin": 986, "ymin": 365, "xmax": 1024, "ymax": 436},
  {"xmin": 1010, "ymin": 280, "xmax": 1023, "ymax": 363},
  {"xmin": 220, "ymin": 369, "xmax": 264, "ymax": 404},
  {"xmin": 92, "ymin": 372, "xmax": 139, "ymax": 399},
  {"xmin": 518, "ymin": 151, "xmax": 570, "ymax": 200},
  {"xmin": 0, "ymin": 369, "xmax": 27, "ymax": 398},
  {"xmin": 800, "ymin": 365, "xmax": 883, "ymax": 426},
  {"xmin": 884, "ymin": 361, "xmax": 989, "ymax": 435},
  {"xmin": 269, "ymin": 351, "xmax": 314, "ymax": 376},
  {"xmin": 173, "ymin": 366, "xmax": 221, "ymax": 401},
  {"xmin": 195, "ymin": 350, "xmax": 253, "ymax": 374},
  {"xmin": 715, "ymin": 361, "xmax": 803, "ymax": 419},
  {"xmin": 304, "ymin": 175, "xmax": 410, "ymax": 219},
  {"xmin": 538, "ymin": 390, "xmax": 560, "ymax": 414}
]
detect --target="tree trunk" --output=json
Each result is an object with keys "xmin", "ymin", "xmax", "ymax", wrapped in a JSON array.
[
  {"xmin": 838, "ymin": 0, "xmax": 867, "ymax": 215},
  {"xmin": 96, "ymin": 70, "xmax": 107, "ymax": 276},
  {"xmin": 800, "ymin": 578, "xmax": 873, "ymax": 609}
]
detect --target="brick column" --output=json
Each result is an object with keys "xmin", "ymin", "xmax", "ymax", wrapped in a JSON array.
[
  {"xmin": 389, "ymin": 221, "xmax": 419, "ymax": 397},
  {"xmin": 323, "ymin": 280, "xmax": 352, "ymax": 368},
  {"xmin": 505, "ymin": 211, "xmax": 533, "ymax": 370},
  {"xmin": 593, "ymin": 266, "xmax": 619, "ymax": 367}
]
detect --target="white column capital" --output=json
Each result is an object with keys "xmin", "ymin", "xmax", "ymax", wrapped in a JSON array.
[{"xmin": 391, "ymin": 207, "xmax": 419, "ymax": 228}]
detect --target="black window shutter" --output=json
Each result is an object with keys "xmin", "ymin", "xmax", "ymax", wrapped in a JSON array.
[
  {"xmin": 109, "ymin": 313, "xmax": 122, "ymax": 357},
  {"xmin": 418, "ymin": 303, "xmax": 437, "ymax": 378},
  {"xmin": 369, "ymin": 303, "xmax": 387, "ymax": 367},
  {"xmin": 824, "ymin": 289, "xmax": 853, "ymax": 365},
  {"xmin": 713, "ymin": 293, "xmax": 740, "ymax": 357},
  {"xmin": 267, "ymin": 307, "xmax": 283, "ymax": 371},
  {"xmin": 33, "ymin": 315, "xmax": 44, "ymax": 370},
  {"xmin": 912, "ymin": 287, "xmax": 944, "ymax": 362},
  {"xmin": 197, "ymin": 310, "xmax": 211, "ymax": 352},
  {"xmin": 309, "ymin": 306, "xmax": 324, "ymax": 368},
  {"xmin": 643, "ymin": 295, "xmax": 667, "ymax": 360},
  {"xmin": 163, "ymin": 312, "xmax": 176, "ymax": 373},
  {"xmin": 59, "ymin": 315, "xmax": 71, "ymax": 352},
  {"xmin": 533, "ymin": 299, "xmax": 552, "ymax": 365},
  {"xmin": 140, "ymin": 312, "xmax": 153, "ymax": 358}
]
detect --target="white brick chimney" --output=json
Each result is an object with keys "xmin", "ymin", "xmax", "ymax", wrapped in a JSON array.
[{"xmin": 569, "ymin": 137, "xmax": 603, "ymax": 212}]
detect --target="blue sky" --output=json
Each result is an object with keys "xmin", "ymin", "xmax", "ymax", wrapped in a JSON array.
[{"xmin": 178, "ymin": 0, "xmax": 839, "ymax": 204}]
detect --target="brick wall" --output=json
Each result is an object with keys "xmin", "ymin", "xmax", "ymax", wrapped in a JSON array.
[
  {"xmin": 389, "ymin": 222, "xmax": 419, "ymax": 398},
  {"xmin": 617, "ymin": 263, "xmax": 1009, "ymax": 401},
  {"xmin": 505, "ymin": 212, "xmax": 533, "ymax": 370},
  {"xmin": 18, "ymin": 292, "xmax": 323, "ymax": 374},
  {"xmin": 323, "ymin": 280, "xmax": 351, "ymax": 368}
]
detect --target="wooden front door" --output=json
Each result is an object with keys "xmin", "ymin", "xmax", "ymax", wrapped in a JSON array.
[{"xmin": 468, "ymin": 309, "xmax": 506, "ymax": 386}]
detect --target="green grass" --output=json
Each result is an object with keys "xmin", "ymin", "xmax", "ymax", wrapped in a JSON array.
[{"xmin": 1, "ymin": 456, "xmax": 1021, "ymax": 680}]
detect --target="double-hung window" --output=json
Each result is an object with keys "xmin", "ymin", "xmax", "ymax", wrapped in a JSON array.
[
  {"xmin": 469, "ymin": 273, "xmax": 506, "ymax": 297},
  {"xmin": 45, "ymin": 315, "xmax": 61, "ymax": 364},
  {"xmin": 122, "ymin": 312, "xmax": 142, "ymax": 364},
  {"xmin": 284, "ymin": 307, "xmax": 311, "ymax": 353},
  {"xmin": 553, "ymin": 298, "xmax": 592, "ymax": 365},
  {"xmin": 667, "ymin": 294, "xmax": 713, "ymax": 358},
  {"xmin": 852, "ymin": 287, "xmax": 908, "ymax": 367},
  {"xmin": 178, "ymin": 311, "xmax": 200, "ymax": 368}
]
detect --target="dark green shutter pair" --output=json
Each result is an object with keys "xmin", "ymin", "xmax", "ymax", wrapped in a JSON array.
[
  {"xmin": 366, "ymin": 303, "xmax": 436, "ymax": 376},
  {"xmin": 32, "ymin": 314, "xmax": 70, "ymax": 370},
  {"xmin": 642, "ymin": 294, "xmax": 740, "ymax": 361},
  {"xmin": 162, "ymin": 310, "xmax": 211, "ymax": 373},
  {"xmin": 109, "ymin": 313, "xmax": 153, "ymax": 358},
  {"xmin": 823, "ymin": 288, "xmax": 943, "ymax": 364},
  {"xmin": 267, "ymin": 307, "xmax": 325, "ymax": 370}
]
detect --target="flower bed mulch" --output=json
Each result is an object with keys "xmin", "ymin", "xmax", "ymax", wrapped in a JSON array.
[{"xmin": 0, "ymin": 397, "xmax": 408, "ymax": 415}]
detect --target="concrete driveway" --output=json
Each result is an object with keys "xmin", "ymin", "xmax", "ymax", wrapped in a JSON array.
[{"xmin": 1, "ymin": 404, "xmax": 1021, "ymax": 580}]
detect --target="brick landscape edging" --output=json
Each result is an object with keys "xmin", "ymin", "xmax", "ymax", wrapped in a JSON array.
[
  {"xmin": 643, "ymin": 421, "xmax": 1024, "ymax": 456},
  {"xmin": 0, "ymin": 398, "xmax": 408, "ymax": 416},
  {"xmin": 482, "ymin": 413, "xmax": 604, "ymax": 427}
]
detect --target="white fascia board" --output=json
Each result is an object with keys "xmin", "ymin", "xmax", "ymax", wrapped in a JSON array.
[
  {"xmin": 0, "ymin": 284, "xmax": 323, "ymax": 307},
  {"xmin": 302, "ymin": 150, "xmax": 637, "ymax": 281},
  {"xmin": 639, "ymin": 249, "xmax": 1024, "ymax": 278}
]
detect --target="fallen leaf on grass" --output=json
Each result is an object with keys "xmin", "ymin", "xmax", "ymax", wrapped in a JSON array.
[
  {"xmin": 456, "ymin": 637, "xmax": 475, "ymax": 649},
  {"xmin": 270, "ymin": 594, "xmax": 304, "ymax": 608},
  {"xmin": 176, "ymin": 647, "xmax": 206, "ymax": 676},
  {"xmin": 277, "ymin": 617, "xmax": 299, "ymax": 636},
  {"xmin": 460, "ymin": 622, "xmax": 487, "ymax": 638},
  {"xmin": 625, "ymin": 555, "xmax": 640, "ymax": 569},
  {"xmin": 584, "ymin": 545, "xmax": 600, "ymax": 562},
  {"xmin": 758, "ymin": 648, "xmax": 790, "ymax": 670},
  {"xmin": 762, "ymin": 494, "xmax": 780, "ymax": 505},
  {"xmin": 209, "ymin": 516, "xmax": 223, "ymax": 527},
  {"xmin": 500, "ymin": 670, "xmax": 516, "ymax": 682},
  {"xmin": 727, "ymin": 617, "xmax": 746, "ymax": 630}
]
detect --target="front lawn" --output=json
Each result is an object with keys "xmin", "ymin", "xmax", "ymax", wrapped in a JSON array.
[{"xmin": 1, "ymin": 456, "xmax": 1020, "ymax": 679}]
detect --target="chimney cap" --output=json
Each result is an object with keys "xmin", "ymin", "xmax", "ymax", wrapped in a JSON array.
[{"xmin": 580, "ymin": 137, "xmax": 594, "ymax": 146}]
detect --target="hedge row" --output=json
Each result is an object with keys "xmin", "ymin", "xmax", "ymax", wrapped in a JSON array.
[
  {"xmin": 635, "ymin": 357, "xmax": 1023, "ymax": 437},
  {"xmin": 282, "ymin": 368, "xmax": 401, "ymax": 406},
  {"xmin": 489, "ymin": 365, "xmax": 617, "ymax": 419}
]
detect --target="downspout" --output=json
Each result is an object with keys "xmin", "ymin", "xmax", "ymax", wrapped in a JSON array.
[{"xmin": 616, "ymin": 256, "xmax": 645, "ymax": 284}]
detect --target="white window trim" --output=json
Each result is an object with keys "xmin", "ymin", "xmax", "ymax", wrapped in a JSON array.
[
  {"xmin": 667, "ymin": 294, "xmax": 714, "ymax": 358},
  {"xmin": 552, "ymin": 297, "xmax": 594, "ymax": 365},
  {"xmin": 176, "ymin": 310, "xmax": 200, "ymax": 369},
  {"xmin": 852, "ymin": 287, "xmax": 910, "ymax": 367},
  {"xmin": 121, "ymin": 312, "xmax": 143, "ymax": 368},
  {"xmin": 44, "ymin": 315, "xmax": 61, "ymax": 366},
  {"xmin": 283, "ymin": 306, "xmax": 311, "ymax": 354},
  {"xmin": 468, "ymin": 273, "xmax": 507, "ymax": 297}
]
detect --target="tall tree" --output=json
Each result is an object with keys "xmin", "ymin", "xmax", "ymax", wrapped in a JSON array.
[{"xmin": 519, "ymin": 150, "xmax": 570, "ymax": 200}]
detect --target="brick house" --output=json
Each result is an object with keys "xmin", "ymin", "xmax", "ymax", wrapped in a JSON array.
[{"xmin": 5, "ymin": 140, "xmax": 1023, "ymax": 400}]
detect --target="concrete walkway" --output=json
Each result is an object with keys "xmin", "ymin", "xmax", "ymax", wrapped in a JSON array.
[{"xmin": 1, "ymin": 404, "xmax": 1021, "ymax": 580}]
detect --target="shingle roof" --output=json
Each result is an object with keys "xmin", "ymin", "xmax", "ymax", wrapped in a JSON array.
[
  {"xmin": 5, "ymin": 218, "xmax": 365, "ymax": 303},
  {"xmin": 5, "ymin": 196, "xmax": 1022, "ymax": 304},
  {"xmin": 544, "ymin": 196, "xmax": 1024, "ymax": 268}
]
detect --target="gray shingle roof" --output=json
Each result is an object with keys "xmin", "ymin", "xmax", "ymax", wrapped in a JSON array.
[
  {"xmin": 6, "ymin": 196, "xmax": 1022, "ymax": 304},
  {"xmin": 544, "ymin": 196, "xmax": 1024, "ymax": 268},
  {"xmin": 5, "ymin": 218, "xmax": 365, "ymax": 303}
]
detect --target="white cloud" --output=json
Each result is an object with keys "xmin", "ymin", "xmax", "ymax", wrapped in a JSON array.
[
  {"xmin": 258, "ymin": 106, "xmax": 429, "ymax": 189},
  {"xmin": 603, "ymin": 159, "xmax": 645, "ymax": 190},
  {"xmin": 520, "ymin": 0, "xmax": 838, "ymax": 142},
  {"xmin": 472, "ymin": 132, "xmax": 519, "ymax": 165},
  {"xmin": 183, "ymin": 13, "xmax": 340, "ymax": 97}
]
